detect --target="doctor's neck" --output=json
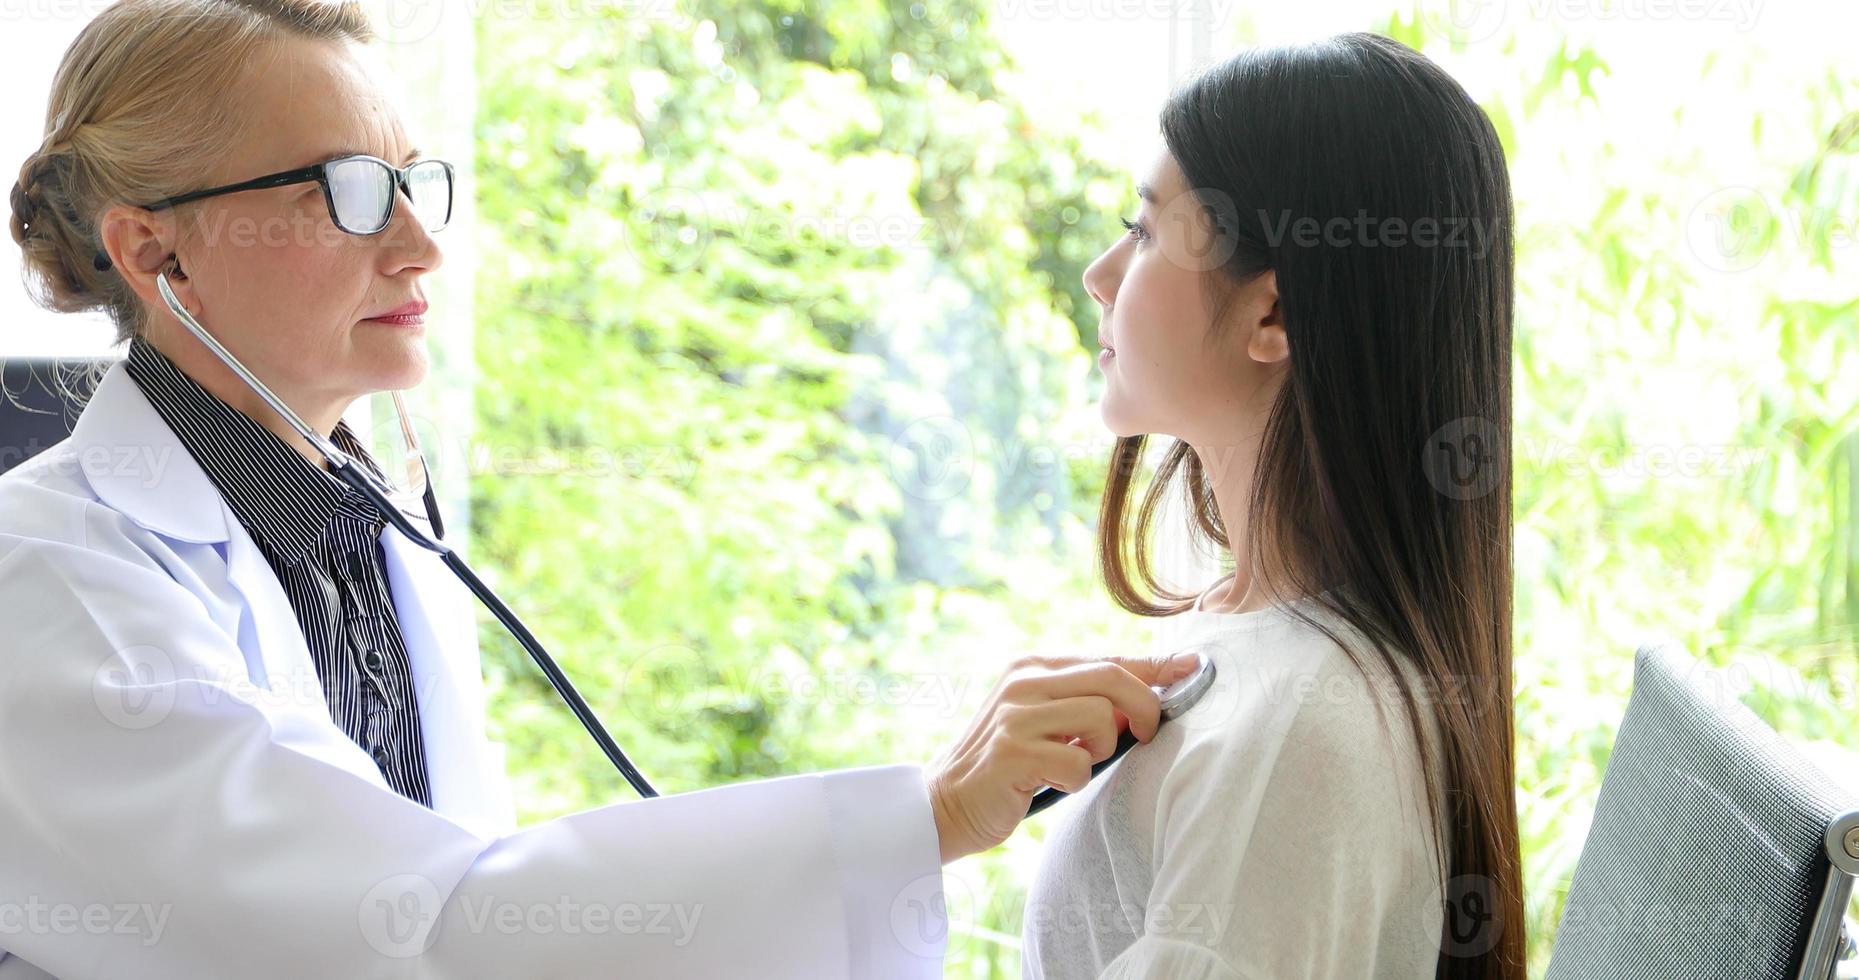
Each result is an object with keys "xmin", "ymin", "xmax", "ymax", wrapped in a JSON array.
[{"xmin": 140, "ymin": 332, "xmax": 346, "ymax": 471}]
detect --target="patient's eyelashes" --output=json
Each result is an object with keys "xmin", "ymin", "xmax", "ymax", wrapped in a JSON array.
[{"xmin": 1120, "ymin": 216, "xmax": 1150, "ymax": 244}]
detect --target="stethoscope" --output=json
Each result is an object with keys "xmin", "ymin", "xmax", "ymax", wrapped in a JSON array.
[
  {"xmin": 1025, "ymin": 654, "xmax": 1218, "ymax": 816},
  {"xmin": 155, "ymin": 271, "xmax": 1217, "ymax": 815}
]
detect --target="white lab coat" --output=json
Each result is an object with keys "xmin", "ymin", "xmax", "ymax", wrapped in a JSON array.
[{"xmin": 0, "ymin": 362, "xmax": 947, "ymax": 979}]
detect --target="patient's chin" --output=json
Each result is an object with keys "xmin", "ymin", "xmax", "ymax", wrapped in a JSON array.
[{"xmin": 1098, "ymin": 396, "xmax": 1146, "ymax": 439}]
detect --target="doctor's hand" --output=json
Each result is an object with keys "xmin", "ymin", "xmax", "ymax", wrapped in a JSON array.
[{"xmin": 923, "ymin": 650, "xmax": 1202, "ymax": 865}]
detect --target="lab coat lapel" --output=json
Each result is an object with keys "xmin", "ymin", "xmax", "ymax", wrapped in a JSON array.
[
  {"xmin": 74, "ymin": 363, "xmax": 511, "ymax": 835},
  {"xmin": 381, "ymin": 524, "xmax": 512, "ymax": 840},
  {"xmin": 72, "ymin": 363, "xmax": 322, "ymax": 703},
  {"xmin": 220, "ymin": 518, "xmax": 325, "ymax": 705}
]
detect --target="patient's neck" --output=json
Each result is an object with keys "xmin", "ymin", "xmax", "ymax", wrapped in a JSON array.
[{"xmin": 1191, "ymin": 435, "xmax": 1301, "ymax": 616}]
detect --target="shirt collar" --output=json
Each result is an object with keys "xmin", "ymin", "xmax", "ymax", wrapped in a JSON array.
[{"xmin": 122, "ymin": 336, "xmax": 383, "ymax": 565}]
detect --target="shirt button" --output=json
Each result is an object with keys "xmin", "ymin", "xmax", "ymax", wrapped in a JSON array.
[
  {"xmin": 363, "ymin": 650, "xmax": 384, "ymax": 672},
  {"xmin": 372, "ymin": 744, "xmax": 391, "ymax": 766}
]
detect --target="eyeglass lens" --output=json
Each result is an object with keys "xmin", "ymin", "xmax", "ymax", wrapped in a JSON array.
[{"xmin": 327, "ymin": 158, "xmax": 452, "ymax": 234}]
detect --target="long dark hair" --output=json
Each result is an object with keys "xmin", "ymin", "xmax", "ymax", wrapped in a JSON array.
[{"xmin": 1096, "ymin": 33, "xmax": 1524, "ymax": 979}]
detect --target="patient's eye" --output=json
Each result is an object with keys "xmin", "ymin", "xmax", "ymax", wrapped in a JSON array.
[{"xmin": 1120, "ymin": 216, "xmax": 1150, "ymax": 244}]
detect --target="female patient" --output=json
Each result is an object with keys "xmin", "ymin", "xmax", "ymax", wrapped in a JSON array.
[{"xmin": 1022, "ymin": 33, "xmax": 1525, "ymax": 980}]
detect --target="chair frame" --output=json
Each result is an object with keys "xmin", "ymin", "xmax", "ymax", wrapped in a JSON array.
[{"xmin": 1799, "ymin": 808, "xmax": 1858, "ymax": 979}]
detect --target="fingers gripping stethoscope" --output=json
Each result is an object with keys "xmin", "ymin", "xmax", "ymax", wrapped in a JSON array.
[
  {"xmin": 1025, "ymin": 655, "xmax": 1218, "ymax": 816},
  {"xmin": 154, "ymin": 272, "xmax": 660, "ymax": 800}
]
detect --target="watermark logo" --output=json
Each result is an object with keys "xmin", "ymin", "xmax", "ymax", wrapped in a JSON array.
[
  {"xmin": 359, "ymin": 873, "xmax": 443, "ymax": 958},
  {"xmin": 1423, "ymin": 416, "xmax": 1504, "ymax": 501},
  {"xmin": 1440, "ymin": 873, "xmax": 1504, "ymax": 957},
  {"xmin": 888, "ymin": 416, "xmax": 976, "ymax": 502},
  {"xmin": 91, "ymin": 645, "xmax": 178, "ymax": 730},
  {"xmin": 626, "ymin": 187, "xmax": 713, "ymax": 273}
]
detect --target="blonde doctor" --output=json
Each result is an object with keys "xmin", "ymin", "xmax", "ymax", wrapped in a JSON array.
[{"xmin": 0, "ymin": 1, "xmax": 1201, "ymax": 977}]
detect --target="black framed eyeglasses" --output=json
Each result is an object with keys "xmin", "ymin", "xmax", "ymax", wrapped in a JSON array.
[{"xmin": 136, "ymin": 153, "xmax": 455, "ymax": 236}]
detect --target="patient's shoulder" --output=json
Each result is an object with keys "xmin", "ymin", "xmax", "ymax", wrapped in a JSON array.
[
  {"xmin": 1170, "ymin": 602, "xmax": 1439, "ymax": 801},
  {"xmin": 1185, "ymin": 597, "xmax": 1423, "ymax": 714}
]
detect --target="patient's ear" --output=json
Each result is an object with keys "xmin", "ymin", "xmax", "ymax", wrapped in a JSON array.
[{"xmin": 1243, "ymin": 270, "xmax": 1287, "ymax": 364}]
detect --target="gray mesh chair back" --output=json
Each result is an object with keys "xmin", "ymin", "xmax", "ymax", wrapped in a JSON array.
[
  {"xmin": 1544, "ymin": 639, "xmax": 1859, "ymax": 980},
  {"xmin": 0, "ymin": 357, "xmax": 110, "ymax": 475}
]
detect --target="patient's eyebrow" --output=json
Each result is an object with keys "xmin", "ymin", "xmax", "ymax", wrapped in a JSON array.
[{"xmin": 1137, "ymin": 182, "xmax": 1157, "ymax": 204}]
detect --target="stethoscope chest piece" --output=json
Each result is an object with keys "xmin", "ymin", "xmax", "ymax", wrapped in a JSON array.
[
  {"xmin": 1023, "ymin": 648, "xmax": 1220, "ymax": 817},
  {"xmin": 1157, "ymin": 650, "xmax": 1218, "ymax": 720}
]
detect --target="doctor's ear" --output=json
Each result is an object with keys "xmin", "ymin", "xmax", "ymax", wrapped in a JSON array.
[{"xmin": 96, "ymin": 203, "xmax": 193, "ymax": 304}]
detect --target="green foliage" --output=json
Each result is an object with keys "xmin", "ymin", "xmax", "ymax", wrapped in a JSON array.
[{"xmin": 472, "ymin": 0, "xmax": 1141, "ymax": 969}]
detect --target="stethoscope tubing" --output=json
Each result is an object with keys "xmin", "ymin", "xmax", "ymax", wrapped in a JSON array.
[{"xmin": 156, "ymin": 272, "xmax": 661, "ymax": 800}]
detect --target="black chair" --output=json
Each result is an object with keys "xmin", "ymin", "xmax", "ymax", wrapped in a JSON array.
[
  {"xmin": 1544, "ymin": 639, "xmax": 1859, "ymax": 979},
  {"xmin": 0, "ymin": 356, "xmax": 115, "ymax": 475}
]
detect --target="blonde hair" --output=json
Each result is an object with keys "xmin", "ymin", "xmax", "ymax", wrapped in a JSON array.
[{"xmin": 8, "ymin": 0, "xmax": 376, "ymax": 343}]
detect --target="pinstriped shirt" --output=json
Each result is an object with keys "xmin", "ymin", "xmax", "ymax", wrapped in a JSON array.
[{"xmin": 124, "ymin": 337, "xmax": 433, "ymax": 807}]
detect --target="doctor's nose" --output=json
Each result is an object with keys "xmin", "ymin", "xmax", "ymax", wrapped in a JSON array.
[{"xmin": 381, "ymin": 188, "xmax": 445, "ymax": 275}]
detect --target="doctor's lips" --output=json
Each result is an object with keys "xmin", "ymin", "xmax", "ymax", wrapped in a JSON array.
[{"xmin": 363, "ymin": 299, "xmax": 428, "ymax": 326}]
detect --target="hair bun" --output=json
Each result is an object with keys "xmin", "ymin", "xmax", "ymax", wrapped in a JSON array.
[
  {"xmin": 9, "ymin": 171, "xmax": 40, "ymax": 246},
  {"xmin": 8, "ymin": 150, "xmax": 59, "ymax": 246}
]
